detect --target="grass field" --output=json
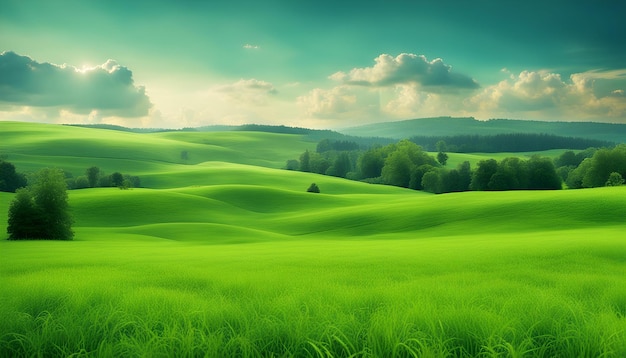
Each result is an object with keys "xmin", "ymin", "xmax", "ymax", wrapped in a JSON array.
[{"xmin": 1, "ymin": 121, "xmax": 625, "ymax": 357}]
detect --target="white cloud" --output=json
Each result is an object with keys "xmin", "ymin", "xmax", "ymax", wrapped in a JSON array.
[
  {"xmin": 0, "ymin": 51, "xmax": 152, "ymax": 118},
  {"xmin": 467, "ymin": 70, "xmax": 626, "ymax": 119},
  {"xmin": 296, "ymin": 86, "xmax": 382, "ymax": 121},
  {"xmin": 214, "ymin": 78, "xmax": 277, "ymax": 106},
  {"xmin": 330, "ymin": 53, "xmax": 479, "ymax": 90},
  {"xmin": 243, "ymin": 44, "xmax": 260, "ymax": 50}
]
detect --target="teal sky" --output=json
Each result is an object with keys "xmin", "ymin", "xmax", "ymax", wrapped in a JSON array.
[{"xmin": 1, "ymin": 0, "xmax": 625, "ymax": 128}]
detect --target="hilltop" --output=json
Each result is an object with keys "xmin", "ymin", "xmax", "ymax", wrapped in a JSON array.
[{"xmin": 340, "ymin": 117, "xmax": 626, "ymax": 143}]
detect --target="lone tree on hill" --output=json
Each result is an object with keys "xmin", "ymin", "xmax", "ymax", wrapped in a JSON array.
[
  {"xmin": 7, "ymin": 168, "xmax": 73, "ymax": 240},
  {"xmin": 307, "ymin": 183, "xmax": 320, "ymax": 193}
]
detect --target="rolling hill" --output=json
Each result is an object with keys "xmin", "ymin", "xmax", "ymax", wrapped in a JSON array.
[
  {"xmin": 1, "ymin": 121, "xmax": 625, "ymax": 356},
  {"xmin": 340, "ymin": 116, "xmax": 626, "ymax": 143}
]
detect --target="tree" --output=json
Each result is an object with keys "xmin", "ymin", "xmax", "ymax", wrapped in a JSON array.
[
  {"xmin": 285, "ymin": 159, "xmax": 299, "ymax": 171},
  {"xmin": 7, "ymin": 189, "xmax": 42, "ymax": 239},
  {"xmin": 327, "ymin": 152, "xmax": 351, "ymax": 178},
  {"xmin": 299, "ymin": 150, "xmax": 311, "ymax": 172},
  {"xmin": 606, "ymin": 172, "xmax": 624, "ymax": 186},
  {"xmin": 0, "ymin": 159, "xmax": 27, "ymax": 192},
  {"xmin": 359, "ymin": 148, "xmax": 385, "ymax": 179},
  {"xmin": 437, "ymin": 151, "xmax": 448, "ymax": 166},
  {"xmin": 527, "ymin": 156, "xmax": 562, "ymax": 190},
  {"xmin": 307, "ymin": 183, "xmax": 320, "ymax": 193},
  {"xmin": 86, "ymin": 166, "xmax": 100, "ymax": 188},
  {"xmin": 422, "ymin": 170, "xmax": 443, "ymax": 194},
  {"xmin": 470, "ymin": 159, "xmax": 498, "ymax": 190},
  {"xmin": 110, "ymin": 172, "xmax": 124, "ymax": 187},
  {"xmin": 8, "ymin": 168, "xmax": 73, "ymax": 240}
]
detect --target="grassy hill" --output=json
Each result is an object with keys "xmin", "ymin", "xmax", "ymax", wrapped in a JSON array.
[
  {"xmin": 341, "ymin": 116, "xmax": 626, "ymax": 143},
  {"xmin": 1, "ymin": 121, "xmax": 625, "ymax": 356}
]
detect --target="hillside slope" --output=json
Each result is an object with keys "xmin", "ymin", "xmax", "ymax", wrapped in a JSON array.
[
  {"xmin": 1, "ymin": 121, "xmax": 626, "ymax": 245},
  {"xmin": 341, "ymin": 117, "xmax": 626, "ymax": 143}
]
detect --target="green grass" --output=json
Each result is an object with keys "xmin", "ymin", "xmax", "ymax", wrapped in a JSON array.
[{"xmin": 1, "ymin": 121, "xmax": 625, "ymax": 357}]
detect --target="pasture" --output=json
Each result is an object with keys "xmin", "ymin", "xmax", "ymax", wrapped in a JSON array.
[{"xmin": 1, "ymin": 121, "xmax": 625, "ymax": 356}]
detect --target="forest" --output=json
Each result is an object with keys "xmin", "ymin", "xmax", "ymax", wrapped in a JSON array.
[{"xmin": 289, "ymin": 138, "xmax": 626, "ymax": 194}]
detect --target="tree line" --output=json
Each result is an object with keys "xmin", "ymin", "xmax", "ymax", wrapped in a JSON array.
[
  {"xmin": 555, "ymin": 145, "xmax": 626, "ymax": 188},
  {"xmin": 65, "ymin": 166, "xmax": 140, "ymax": 190},
  {"xmin": 288, "ymin": 138, "xmax": 626, "ymax": 193},
  {"xmin": 410, "ymin": 133, "xmax": 613, "ymax": 153},
  {"xmin": 288, "ymin": 139, "xmax": 565, "ymax": 194},
  {"xmin": 1, "ymin": 159, "xmax": 141, "ymax": 193},
  {"xmin": 3, "ymin": 161, "xmax": 143, "ymax": 241}
]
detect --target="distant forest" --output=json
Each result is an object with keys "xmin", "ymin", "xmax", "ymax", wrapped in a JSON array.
[
  {"xmin": 288, "ymin": 137, "xmax": 626, "ymax": 194},
  {"xmin": 410, "ymin": 133, "xmax": 613, "ymax": 153}
]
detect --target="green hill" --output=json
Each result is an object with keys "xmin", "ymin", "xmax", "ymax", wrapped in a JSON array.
[
  {"xmin": 341, "ymin": 116, "xmax": 626, "ymax": 143},
  {"xmin": 1, "ymin": 121, "xmax": 626, "ymax": 357}
]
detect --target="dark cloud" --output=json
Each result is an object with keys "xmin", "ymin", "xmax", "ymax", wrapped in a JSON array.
[
  {"xmin": 0, "ymin": 51, "xmax": 152, "ymax": 116},
  {"xmin": 330, "ymin": 53, "xmax": 479, "ymax": 90}
]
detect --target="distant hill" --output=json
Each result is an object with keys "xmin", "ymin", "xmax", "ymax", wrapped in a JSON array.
[{"xmin": 340, "ymin": 117, "xmax": 626, "ymax": 143}]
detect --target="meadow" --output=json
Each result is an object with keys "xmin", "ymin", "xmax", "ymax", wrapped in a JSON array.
[{"xmin": 1, "ymin": 121, "xmax": 625, "ymax": 357}]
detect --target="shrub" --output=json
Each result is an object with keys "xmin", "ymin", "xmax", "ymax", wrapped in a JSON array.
[{"xmin": 307, "ymin": 183, "xmax": 320, "ymax": 193}]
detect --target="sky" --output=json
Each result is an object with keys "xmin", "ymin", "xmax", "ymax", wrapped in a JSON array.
[{"xmin": 1, "ymin": 0, "xmax": 626, "ymax": 129}]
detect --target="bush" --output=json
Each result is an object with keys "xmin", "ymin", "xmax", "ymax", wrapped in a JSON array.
[
  {"xmin": 7, "ymin": 168, "xmax": 73, "ymax": 240},
  {"xmin": 606, "ymin": 172, "xmax": 624, "ymax": 186},
  {"xmin": 307, "ymin": 183, "xmax": 320, "ymax": 193}
]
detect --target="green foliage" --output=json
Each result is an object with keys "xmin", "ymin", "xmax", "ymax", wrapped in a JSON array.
[
  {"xmin": 358, "ymin": 147, "xmax": 385, "ymax": 179},
  {"xmin": 471, "ymin": 156, "xmax": 561, "ymax": 191},
  {"xmin": 606, "ymin": 172, "xmax": 624, "ymax": 186},
  {"xmin": 8, "ymin": 168, "xmax": 73, "ymax": 240},
  {"xmin": 381, "ymin": 140, "xmax": 437, "ymax": 188},
  {"xmin": 0, "ymin": 159, "xmax": 27, "ymax": 192},
  {"xmin": 86, "ymin": 166, "xmax": 100, "ymax": 187},
  {"xmin": 110, "ymin": 172, "xmax": 124, "ymax": 187},
  {"xmin": 73, "ymin": 175, "xmax": 90, "ymax": 189},
  {"xmin": 471, "ymin": 159, "xmax": 498, "ymax": 190},
  {"xmin": 7, "ymin": 188, "xmax": 42, "ymax": 239},
  {"xmin": 437, "ymin": 151, "xmax": 448, "ymax": 166},
  {"xmin": 285, "ymin": 159, "xmax": 299, "ymax": 171},
  {"xmin": 421, "ymin": 169, "xmax": 443, "ymax": 194},
  {"xmin": 306, "ymin": 183, "xmax": 320, "ymax": 193},
  {"xmin": 565, "ymin": 145, "xmax": 626, "ymax": 188},
  {"xmin": 299, "ymin": 150, "xmax": 311, "ymax": 172}
]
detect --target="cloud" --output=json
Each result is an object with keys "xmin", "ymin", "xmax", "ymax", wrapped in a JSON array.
[
  {"xmin": 467, "ymin": 70, "xmax": 626, "ymax": 119},
  {"xmin": 0, "ymin": 51, "xmax": 152, "ymax": 117},
  {"xmin": 214, "ymin": 78, "xmax": 277, "ymax": 105},
  {"xmin": 297, "ymin": 86, "xmax": 382, "ymax": 121},
  {"xmin": 243, "ymin": 44, "xmax": 260, "ymax": 50},
  {"xmin": 330, "ymin": 53, "xmax": 479, "ymax": 90}
]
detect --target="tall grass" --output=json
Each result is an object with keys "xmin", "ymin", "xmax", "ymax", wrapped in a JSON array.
[{"xmin": 1, "ymin": 230, "xmax": 625, "ymax": 357}]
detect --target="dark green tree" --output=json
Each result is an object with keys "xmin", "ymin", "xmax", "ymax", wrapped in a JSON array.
[
  {"xmin": 437, "ymin": 151, "xmax": 448, "ymax": 166},
  {"xmin": 327, "ymin": 152, "xmax": 351, "ymax": 178},
  {"xmin": 110, "ymin": 172, "xmax": 124, "ymax": 187},
  {"xmin": 422, "ymin": 170, "xmax": 443, "ymax": 194},
  {"xmin": 31, "ymin": 168, "xmax": 73, "ymax": 239},
  {"xmin": 7, "ymin": 188, "xmax": 43, "ymax": 239},
  {"xmin": 86, "ymin": 166, "xmax": 100, "ymax": 188},
  {"xmin": 299, "ymin": 150, "xmax": 311, "ymax": 172},
  {"xmin": 358, "ymin": 148, "xmax": 385, "ymax": 179},
  {"xmin": 285, "ymin": 159, "xmax": 299, "ymax": 171},
  {"xmin": 307, "ymin": 183, "xmax": 320, "ymax": 193},
  {"xmin": 8, "ymin": 168, "xmax": 73, "ymax": 240},
  {"xmin": 606, "ymin": 172, "xmax": 624, "ymax": 186},
  {"xmin": 0, "ymin": 159, "xmax": 27, "ymax": 192},
  {"xmin": 527, "ymin": 156, "xmax": 562, "ymax": 190},
  {"xmin": 470, "ymin": 159, "xmax": 498, "ymax": 190}
]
